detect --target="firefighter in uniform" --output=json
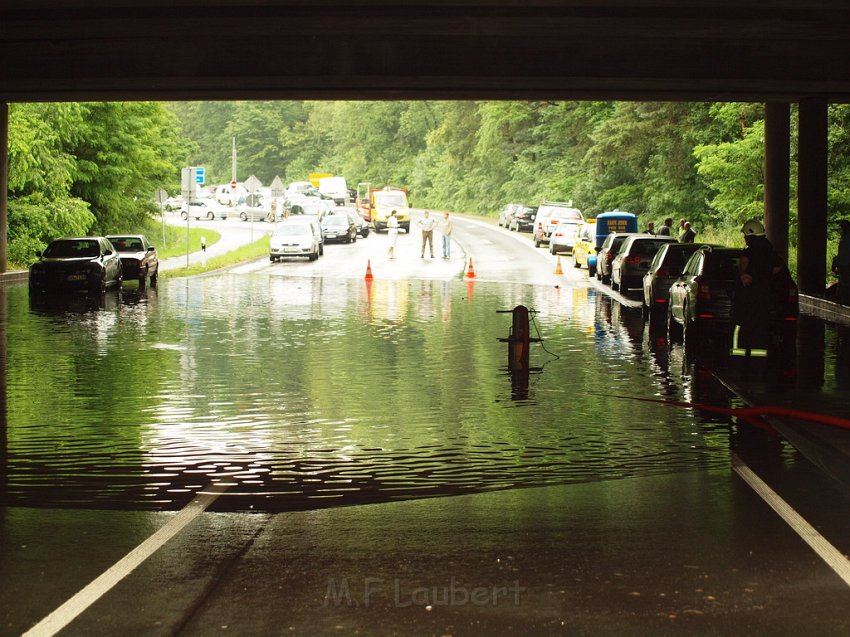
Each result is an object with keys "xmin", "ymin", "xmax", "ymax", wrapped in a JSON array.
[{"xmin": 732, "ymin": 220, "xmax": 784, "ymax": 356}]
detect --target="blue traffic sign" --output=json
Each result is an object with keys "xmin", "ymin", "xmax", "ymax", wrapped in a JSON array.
[{"xmin": 194, "ymin": 166, "xmax": 205, "ymax": 184}]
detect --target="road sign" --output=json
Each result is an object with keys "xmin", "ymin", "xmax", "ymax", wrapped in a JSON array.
[
  {"xmin": 181, "ymin": 167, "xmax": 194, "ymax": 198},
  {"xmin": 245, "ymin": 174, "xmax": 262, "ymax": 193},
  {"xmin": 270, "ymin": 176, "xmax": 284, "ymax": 197},
  {"xmin": 155, "ymin": 188, "xmax": 168, "ymax": 204},
  {"xmin": 194, "ymin": 167, "xmax": 205, "ymax": 184},
  {"xmin": 230, "ymin": 179, "xmax": 237, "ymax": 190}
]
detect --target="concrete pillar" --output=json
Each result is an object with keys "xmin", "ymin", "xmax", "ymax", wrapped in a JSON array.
[
  {"xmin": 797, "ymin": 98, "xmax": 828, "ymax": 295},
  {"xmin": 0, "ymin": 102, "xmax": 7, "ymax": 274},
  {"xmin": 764, "ymin": 102, "xmax": 790, "ymax": 263}
]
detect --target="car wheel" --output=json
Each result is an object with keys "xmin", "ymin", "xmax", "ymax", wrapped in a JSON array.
[
  {"xmin": 240, "ymin": 212, "xmax": 248, "ymax": 222},
  {"xmin": 573, "ymin": 257, "xmax": 581, "ymax": 269},
  {"xmin": 611, "ymin": 278, "xmax": 619, "ymax": 291},
  {"xmin": 362, "ymin": 229, "xmax": 370, "ymax": 238},
  {"xmin": 207, "ymin": 212, "xmax": 215, "ymax": 220},
  {"xmin": 309, "ymin": 251, "xmax": 318, "ymax": 261},
  {"xmin": 150, "ymin": 268, "xmax": 158, "ymax": 287},
  {"xmin": 534, "ymin": 237, "xmax": 541, "ymax": 248},
  {"xmin": 181, "ymin": 211, "xmax": 188, "ymax": 220},
  {"xmin": 269, "ymin": 255, "xmax": 276, "ymax": 262}
]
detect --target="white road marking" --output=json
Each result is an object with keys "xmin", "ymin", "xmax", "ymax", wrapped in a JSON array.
[
  {"xmin": 732, "ymin": 454, "xmax": 850, "ymax": 588},
  {"xmin": 23, "ymin": 484, "xmax": 227, "ymax": 637}
]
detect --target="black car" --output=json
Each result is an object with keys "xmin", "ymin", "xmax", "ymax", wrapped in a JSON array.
[
  {"xmin": 509, "ymin": 205, "xmax": 537, "ymax": 232},
  {"xmin": 349, "ymin": 211, "xmax": 371, "ymax": 237},
  {"xmin": 320, "ymin": 212, "xmax": 358, "ymax": 243},
  {"xmin": 667, "ymin": 246, "xmax": 798, "ymax": 347},
  {"xmin": 106, "ymin": 234, "xmax": 159, "ymax": 287},
  {"xmin": 29, "ymin": 237, "xmax": 123, "ymax": 294},
  {"xmin": 642, "ymin": 243, "xmax": 711, "ymax": 316},
  {"xmin": 595, "ymin": 232, "xmax": 633, "ymax": 284},
  {"xmin": 610, "ymin": 235, "xmax": 678, "ymax": 292}
]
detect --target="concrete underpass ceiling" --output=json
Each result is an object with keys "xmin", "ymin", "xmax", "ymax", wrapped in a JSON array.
[{"xmin": 2, "ymin": 1, "xmax": 850, "ymax": 102}]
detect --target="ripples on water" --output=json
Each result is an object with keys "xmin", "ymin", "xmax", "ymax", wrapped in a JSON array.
[{"xmin": 2, "ymin": 276, "xmax": 740, "ymax": 511}]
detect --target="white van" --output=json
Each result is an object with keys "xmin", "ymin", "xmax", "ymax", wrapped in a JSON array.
[
  {"xmin": 215, "ymin": 183, "xmax": 248, "ymax": 206},
  {"xmin": 318, "ymin": 176, "xmax": 349, "ymax": 206}
]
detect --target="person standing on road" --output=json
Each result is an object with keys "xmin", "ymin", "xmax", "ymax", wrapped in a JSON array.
[
  {"xmin": 387, "ymin": 210, "xmax": 400, "ymax": 259},
  {"xmin": 734, "ymin": 219, "xmax": 784, "ymax": 352},
  {"xmin": 836, "ymin": 219, "xmax": 850, "ymax": 304},
  {"xmin": 658, "ymin": 217, "xmax": 673, "ymax": 236},
  {"xmin": 440, "ymin": 212, "xmax": 453, "ymax": 259},
  {"xmin": 418, "ymin": 210, "xmax": 437, "ymax": 258}
]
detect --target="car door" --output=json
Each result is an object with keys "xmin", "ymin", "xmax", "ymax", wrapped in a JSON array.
[
  {"xmin": 670, "ymin": 252, "xmax": 702, "ymax": 322},
  {"xmin": 100, "ymin": 238, "xmax": 120, "ymax": 282}
]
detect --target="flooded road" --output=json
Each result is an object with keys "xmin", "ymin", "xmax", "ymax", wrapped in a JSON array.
[
  {"xmin": 4, "ymin": 217, "xmax": 850, "ymax": 636},
  {"xmin": 5, "ymin": 276, "xmax": 743, "ymax": 512}
]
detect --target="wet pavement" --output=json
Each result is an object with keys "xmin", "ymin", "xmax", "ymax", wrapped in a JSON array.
[{"xmin": 3, "ymin": 214, "xmax": 850, "ymax": 635}]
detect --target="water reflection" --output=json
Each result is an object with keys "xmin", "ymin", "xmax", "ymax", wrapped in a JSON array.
[{"xmin": 2, "ymin": 276, "xmax": 774, "ymax": 512}]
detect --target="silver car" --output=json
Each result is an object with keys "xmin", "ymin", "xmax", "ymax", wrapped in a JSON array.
[{"xmin": 269, "ymin": 221, "xmax": 321, "ymax": 262}]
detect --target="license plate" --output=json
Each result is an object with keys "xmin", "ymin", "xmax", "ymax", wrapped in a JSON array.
[
  {"xmin": 67, "ymin": 274, "xmax": 86, "ymax": 281},
  {"xmin": 284, "ymin": 247, "xmax": 300, "ymax": 253}
]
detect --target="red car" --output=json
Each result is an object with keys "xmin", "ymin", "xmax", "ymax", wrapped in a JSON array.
[{"xmin": 106, "ymin": 234, "xmax": 159, "ymax": 287}]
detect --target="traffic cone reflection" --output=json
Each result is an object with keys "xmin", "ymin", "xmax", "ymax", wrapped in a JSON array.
[
  {"xmin": 364, "ymin": 259, "xmax": 374, "ymax": 280},
  {"xmin": 466, "ymin": 257, "xmax": 476, "ymax": 278},
  {"xmin": 554, "ymin": 256, "xmax": 564, "ymax": 275}
]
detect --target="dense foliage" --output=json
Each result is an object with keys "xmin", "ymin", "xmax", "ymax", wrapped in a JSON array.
[
  {"xmin": 7, "ymin": 102, "xmax": 184, "ymax": 264},
  {"xmin": 10, "ymin": 99, "xmax": 850, "ymax": 266}
]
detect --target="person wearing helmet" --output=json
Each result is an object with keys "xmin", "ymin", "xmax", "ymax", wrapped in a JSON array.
[{"xmin": 733, "ymin": 219, "xmax": 785, "ymax": 354}]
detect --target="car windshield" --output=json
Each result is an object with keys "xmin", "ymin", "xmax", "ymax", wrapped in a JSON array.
[
  {"xmin": 275, "ymin": 224, "xmax": 312, "ymax": 237},
  {"xmin": 704, "ymin": 253, "xmax": 742, "ymax": 279},
  {"xmin": 324, "ymin": 215, "xmax": 349, "ymax": 227},
  {"xmin": 43, "ymin": 239, "xmax": 99, "ymax": 258},
  {"xmin": 108, "ymin": 237, "xmax": 144, "ymax": 252},
  {"xmin": 630, "ymin": 239, "xmax": 672, "ymax": 256},
  {"xmin": 374, "ymin": 192, "xmax": 406, "ymax": 207}
]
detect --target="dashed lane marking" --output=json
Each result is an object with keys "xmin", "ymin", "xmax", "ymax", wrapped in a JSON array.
[
  {"xmin": 23, "ymin": 483, "xmax": 227, "ymax": 637},
  {"xmin": 732, "ymin": 454, "xmax": 850, "ymax": 588}
]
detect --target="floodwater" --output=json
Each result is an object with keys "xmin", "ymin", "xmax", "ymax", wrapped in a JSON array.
[{"xmin": 0, "ymin": 275, "xmax": 767, "ymax": 511}]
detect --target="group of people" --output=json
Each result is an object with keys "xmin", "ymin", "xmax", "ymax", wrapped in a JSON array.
[
  {"xmin": 643, "ymin": 217, "xmax": 696, "ymax": 243},
  {"xmin": 386, "ymin": 210, "xmax": 453, "ymax": 260}
]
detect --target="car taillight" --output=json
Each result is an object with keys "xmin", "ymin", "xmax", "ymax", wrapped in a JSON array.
[
  {"xmin": 625, "ymin": 256, "xmax": 641, "ymax": 265},
  {"xmin": 605, "ymin": 252, "xmax": 614, "ymax": 262},
  {"xmin": 698, "ymin": 282, "xmax": 711, "ymax": 301}
]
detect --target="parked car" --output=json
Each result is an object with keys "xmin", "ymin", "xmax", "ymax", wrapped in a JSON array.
[
  {"xmin": 610, "ymin": 235, "xmax": 678, "ymax": 293},
  {"xmin": 596, "ymin": 232, "xmax": 634, "ymax": 284},
  {"xmin": 215, "ymin": 184, "xmax": 248, "ymax": 206},
  {"xmin": 548, "ymin": 211, "xmax": 586, "ymax": 255},
  {"xmin": 163, "ymin": 196, "xmax": 183, "ymax": 212},
  {"xmin": 321, "ymin": 211, "xmax": 358, "ymax": 243},
  {"xmin": 349, "ymin": 210, "xmax": 371, "ymax": 237},
  {"xmin": 498, "ymin": 204, "xmax": 521, "ymax": 228},
  {"xmin": 508, "ymin": 205, "xmax": 537, "ymax": 232},
  {"xmin": 642, "ymin": 243, "xmax": 711, "ymax": 316},
  {"xmin": 29, "ymin": 237, "xmax": 123, "ymax": 294},
  {"xmin": 285, "ymin": 193, "xmax": 335, "ymax": 218},
  {"xmin": 572, "ymin": 220, "xmax": 597, "ymax": 274},
  {"xmin": 269, "ymin": 221, "xmax": 321, "ymax": 262},
  {"xmin": 532, "ymin": 202, "xmax": 583, "ymax": 247},
  {"xmin": 181, "ymin": 199, "xmax": 228, "ymax": 220},
  {"xmin": 236, "ymin": 203, "xmax": 275, "ymax": 222},
  {"xmin": 666, "ymin": 246, "xmax": 796, "ymax": 348},
  {"xmin": 105, "ymin": 234, "xmax": 159, "ymax": 287}
]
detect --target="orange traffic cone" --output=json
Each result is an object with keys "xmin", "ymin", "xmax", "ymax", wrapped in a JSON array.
[
  {"xmin": 554, "ymin": 256, "xmax": 564, "ymax": 275},
  {"xmin": 364, "ymin": 259, "xmax": 374, "ymax": 280},
  {"xmin": 466, "ymin": 257, "xmax": 476, "ymax": 278}
]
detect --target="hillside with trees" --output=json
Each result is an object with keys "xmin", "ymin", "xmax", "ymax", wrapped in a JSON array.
[{"xmin": 8, "ymin": 100, "xmax": 850, "ymax": 267}]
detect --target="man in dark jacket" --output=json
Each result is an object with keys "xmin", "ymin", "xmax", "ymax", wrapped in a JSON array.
[{"xmin": 657, "ymin": 217, "xmax": 673, "ymax": 236}]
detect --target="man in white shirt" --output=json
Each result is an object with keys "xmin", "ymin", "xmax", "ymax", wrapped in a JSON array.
[{"xmin": 418, "ymin": 210, "xmax": 437, "ymax": 258}]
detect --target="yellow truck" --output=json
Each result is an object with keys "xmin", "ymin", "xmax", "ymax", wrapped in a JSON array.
[
  {"xmin": 308, "ymin": 172, "xmax": 333, "ymax": 188},
  {"xmin": 370, "ymin": 187, "xmax": 410, "ymax": 232}
]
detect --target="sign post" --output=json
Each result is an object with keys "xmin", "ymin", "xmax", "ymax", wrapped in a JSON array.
[
  {"xmin": 155, "ymin": 188, "xmax": 168, "ymax": 248},
  {"xmin": 244, "ymin": 175, "xmax": 263, "ymax": 242}
]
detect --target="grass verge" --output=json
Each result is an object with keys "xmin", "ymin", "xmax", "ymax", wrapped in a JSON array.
[
  {"xmin": 162, "ymin": 234, "xmax": 271, "ymax": 278},
  {"xmin": 143, "ymin": 218, "xmax": 221, "ymax": 259}
]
